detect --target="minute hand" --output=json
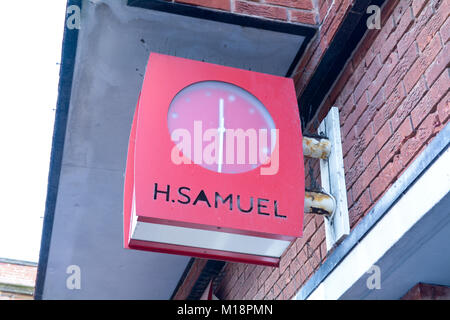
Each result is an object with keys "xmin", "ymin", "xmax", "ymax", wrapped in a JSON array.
[{"xmin": 218, "ymin": 98, "xmax": 225, "ymax": 173}]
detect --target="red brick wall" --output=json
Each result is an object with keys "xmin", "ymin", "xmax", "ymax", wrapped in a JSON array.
[
  {"xmin": 167, "ymin": 0, "xmax": 317, "ymax": 25},
  {"xmin": 0, "ymin": 262, "xmax": 37, "ymax": 287},
  {"xmin": 402, "ymin": 283, "xmax": 450, "ymax": 300},
  {"xmin": 0, "ymin": 261, "xmax": 37, "ymax": 300},
  {"xmin": 333, "ymin": 0, "xmax": 449, "ymax": 227},
  {"xmin": 214, "ymin": 0, "xmax": 449, "ymax": 300}
]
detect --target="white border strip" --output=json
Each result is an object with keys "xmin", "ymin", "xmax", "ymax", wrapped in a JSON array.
[{"xmin": 131, "ymin": 221, "xmax": 291, "ymax": 258}]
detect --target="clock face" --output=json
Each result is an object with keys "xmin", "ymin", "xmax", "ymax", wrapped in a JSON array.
[{"xmin": 168, "ymin": 81, "xmax": 276, "ymax": 174}]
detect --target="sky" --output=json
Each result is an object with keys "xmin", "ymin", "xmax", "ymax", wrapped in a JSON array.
[{"xmin": 0, "ymin": 1, "xmax": 67, "ymax": 262}]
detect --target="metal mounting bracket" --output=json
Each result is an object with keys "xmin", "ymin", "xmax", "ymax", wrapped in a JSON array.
[{"xmin": 318, "ymin": 107, "xmax": 350, "ymax": 251}]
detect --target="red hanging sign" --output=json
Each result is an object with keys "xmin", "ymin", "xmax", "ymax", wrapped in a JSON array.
[{"xmin": 124, "ymin": 53, "xmax": 304, "ymax": 266}]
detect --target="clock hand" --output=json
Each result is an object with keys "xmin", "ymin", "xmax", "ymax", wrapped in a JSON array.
[{"xmin": 218, "ymin": 98, "xmax": 225, "ymax": 173}]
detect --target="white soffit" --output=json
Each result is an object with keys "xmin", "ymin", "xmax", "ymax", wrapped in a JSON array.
[{"xmin": 131, "ymin": 222, "xmax": 291, "ymax": 258}]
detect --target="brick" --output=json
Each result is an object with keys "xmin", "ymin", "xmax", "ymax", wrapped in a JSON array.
[
  {"xmin": 301, "ymin": 217, "xmax": 316, "ymax": 241},
  {"xmin": 367, "ymin": 53, "xmax": 384, "ymax": 80},
  {"xmin": 344, "ymin": 141, "xmax": 358, "ymax": 171},
  {"xmin": 404, "ymin": 33, "xmax": 442, "ymax": 93},
  {"xmin": 296, "ymin": 247, "xmax": 308, "ymax": 269},
  {"xmin": 279, "ymin": 245, "xmax": 295, "ymax": 274},
  {"xmin": 375, "ymin": 120, "xmax": 393, "ymax": 150},
  {"xmin": 342, "ymin": 61, "xmax": 366, "ymax": 103},
  {"xmin": 253, "ymin": 288, "xmax": 264, "ymax": 300},
  {"xmin": 384, "ymin": 43, "xmax": 418, "ymax": 98},
  {"xmin": 401, "ymin": 113, "xmax": 441, "ymax": 166},
  {"xmin": 392, "ymin": 0, "xmax": 413, "ymax": 23},
  {"xmin": 263, "ymin": 287, "xmax": 274, "ymax": 300},
  {"xmin": 278, "ymin": 267, "xmax": 292, "ymax": 290},
  {"xmin": 373, "ymin": 82, "xmax": 406, "ymax": 133},
  {"xmin": 347, "ymin": 187, "xmax": 353, "ymax": 209},
  {"xmin": 295, "ymin": 266, "xmax": 308, "ymax": 288},
  {"xmin": 0, "ymin": 263, "xmax": 37, "ymax": 288},
  {"xmin": 437, "ymin": 92, "xmax": 450, "ymax": 124},
  {"xmin": 343, "ymin": 143, "xmax": 355, "ymax": 169},
  {"xmin": 380, "ymin": 5, "xmax": 414, "ymax": 62},
  {"xmin": 258, "ymin": 267, "xmax": 272, "ymax": 289},
  {"xmin": 402, "ymin": 283, "xmax": 450, "ymax": 300},
  {"xmin": 379, "ymin": 28, "xmax": 398, "ymax": 63},
  {"xmin": 265, "ymin": 0, "xmax": 313, "ymax": 10},
  {"xmin": 399, "ymin": 4, "xmax": 434, "ymax": 58},
  {"xmin": 349, "ymin": 188, "xmax": 372, "ymax": 227},
  {"xmin": 237, "ymin": 263, "xmax": 246, "ymax": 275},
  {"xmin": 347, "ymin": 123, "xmax": 372, "ymax": 168},
  {"xmin": 411, "ymin": 69, "xmax": 450, "ymax": 128},
  {"xmin": 353, "ymin": 29, "xmax": 377, "ymax": 68},
  {"xmin": 249, "ymin": 266, "xmax": 263, "ymax": 286},
  {"xmin": 264, "ymin": 268, "xmax": 280, "ymax": 294},
  {"xmin": 368, "ymin": 51, "xmax": 399, "ymax": 101},
  {"xmin": 309, "ymin": 224, "xmax": 325, "ymax": 251},
  {"xmin": 318, "ymin": 0, "xmax": 329, "ymax": 23},
  {"xmin": 235, "ymin": 285, "xmax": 247, "ymax": 300},
  {"xmin": 283, "ymin": 277, "xmax": 299, "ymax": 300},
  {"xmin": 357, "ymin": 119, "xmax": 374, "ymax": 144},
  {"xmin": 352, "ymin": 155, "xmax": 380, "ymax": 200},
  {"xmin": 361, "ymin": 135, "xmax": 378, "ymax": 165},
  {"xmin": 371, "ymin": 83, "xmax": 387, "ymax": 111},
  {"xmin": 340, "ymin": 94, "xmax": 355, "ymax": 122},
  {"xmin": 370, "ymin": 161, "xmax": 397, "ymax": 201},
  {"xmin": 353, "ymin": 71, "xmax": 371, "ymax": 103},
  {"xmin": 411, "ymin": 0, "xmax": 427, "ymax": 17},
  {"xmin": 353, "ymin": 94, "xmax": 369, "ymax": 127},
  {"xmin": 244, "ymin": 284, "xmax": 258, "ymax": 300},
  {"xmin": 355, "ymin": 89, "xmax": 383, "ymax": 139},
  {"xmin": 219, "ymin": 276, "xmax": 235, "ymax": 298},
  {"xmin": 273, "ymin": 272, "xmax": 291, "ymax": 300},
  {"xmin": 380, "ymin": 0, "xmax": 400, "ymax": 25},
  {"xmin": 345, "ymin": 156, "xmax": 365, "ymax": 189},
  {"xmin": 345, "ymin": 93, "xmax": 369, "ymax": 136},
  {"xmin": 367, "ymin": 14, "xmax": 395, "ymax": 66},
  {"xmin": 342, "ymin": 111, "xmax": 356, "ymax": 142},
  {"xmin": 378, "ymin": 117, "xmax": 413, "ymax": 168},
  {"xmin": 310, "ymin": 248, "xmax": 322, "ymax": 271},
  {"xmin": 290, "ymin": 10, "xmax": 316, "ymax": 25},
  {"xmin": 425, "ymin": 43, "xmax": 450, "ymax": 87},
  {"xmin": 441, "ymin": 16, "xmax": 450, "ymax": 44},
  {"xmin": 175, "ymin": 0, "xmax": 231, "ymax": 11},
  {"xmin": 398, "ymin": 115, "xmax": 414, "ymax": 139},
  {"xmin": 304, "ymin": 209, "xmax": 314, "ymax": 224},
  {"xmin": 241, "ymin": 271, "xmax": 257, "ymax": 298},
  {"xmin": 289, "ymin": 254, "xmax": 302, "ymax": 277},
  {"xmin": 244, "ymin": 264, "xmax": 256, "ymax": 280},
  {"xmin": 315, "ymin": 214, "xmax": 324, "ymax": 228},
  {"xmin": 234, "ymin": 1, "xmax": 288, "ymax": 21},
  {"xmin": 416, "ymin": 0, "xmax": 449, "ymax": 51},
  {"xmin": 229, "ymin": 274, "xmax": 244, "ymax": 299},
  {"xmin": 391, "ymin": 76, "xmax": 427, "ymax": 130},
  {"xmin": 342, "ymin": 126, "xmax": 356, "ymax": 158}
]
